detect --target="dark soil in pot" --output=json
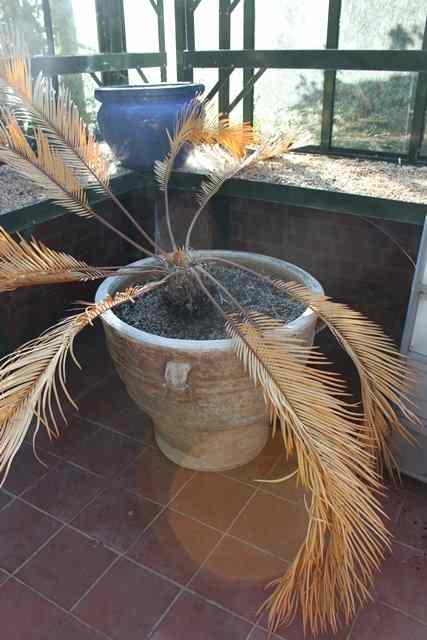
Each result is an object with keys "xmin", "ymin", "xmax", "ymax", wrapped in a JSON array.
[{"xmin": 114, "ymin": 264, "xmax": 305, "ymax": 340}]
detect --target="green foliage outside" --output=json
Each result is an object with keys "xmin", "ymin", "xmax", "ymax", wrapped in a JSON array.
[
  {"xmin": 292, "ymin": 23, "xmax": 422, "ymax": 154},
  {"xmin": 0, "ymin": 0, "xmax": 90, "ymax": 121}
]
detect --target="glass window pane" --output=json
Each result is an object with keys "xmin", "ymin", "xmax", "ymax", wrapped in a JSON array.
[
  {"xmin": 124, "ymin": 0, "xmax": 159, "ymax": 52},
  {"xmin": 332, "ymin": 71, "xmax": 417, "ymax": 153},
  {"xmin": 230, "ymin": 0, "xmax": 243, "ymax": 49},
  {"xmin": 194, "ymin": 68, "xmax": 218, "ymax": 112},
  {"xmin": 254, "ymin": 70, "xmax": 323, "ymax": 141},
  {"xmin": 339, "ymin": 0, "xmax": 425, "ymax": 49},
  {"xmin": 60, "ymin": 73, "xmax": 98, "ymax": 127},
  {"xmin": 422, "ymin": 256, "xmax": 427, "ymax": 286},
  {"xmin": 410, "ymin": 293, "xmax": 427, "ymax": 356},
  {"xmin": 195, "ymin": 1, "xmax": 218, "ymax": 50},
  {"xmin": 421, "ymin": 113, "xmax": 427, "ymax": 157},
  {"xmin": 52, "ymin": 0, "xmax": 98, "ymax": 55},
  {"xmin": 255, "ymin": 0, "xmax": 329, "ymax": 49},
  {"xmin": 127, "ymin": 68, "xmax": 161, "ymax": 86},
  {"xmin": 0, "ymin": 0, "xmax": 46, "ymax": 55}
]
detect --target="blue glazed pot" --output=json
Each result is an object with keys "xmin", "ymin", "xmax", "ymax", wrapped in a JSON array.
[{"xmin": 95, "ymin": 82, "xmax": 205, "ymax": 171}]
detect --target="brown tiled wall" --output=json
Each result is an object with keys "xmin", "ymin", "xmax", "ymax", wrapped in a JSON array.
[
  {"xmin": 225, "ymin": 197, "xmax": 421, "ymax": 343},
  {"xmin": 161, "ymin": 191, "xmax": 421, "ymax": 344},
  {"xmin": 155, "ymin": 190, "xmax": 216, "ymax": 250},
  {"xmin": 0, "ymin": 191, "xmax": 153, "ymax": 351},
  {"xmin": 1, "ymin": 189, "xmax": 421, "ymax": 353}
]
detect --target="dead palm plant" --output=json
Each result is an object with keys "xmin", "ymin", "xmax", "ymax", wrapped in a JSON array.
[{"xmin": 0, "ymin": 29, "xmax": 417, "ymax": 637}]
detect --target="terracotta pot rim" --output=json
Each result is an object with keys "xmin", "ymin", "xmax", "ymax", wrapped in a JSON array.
[{"xmin": 95, "ymin": 250, "xmax": 324, "ymax": 353}]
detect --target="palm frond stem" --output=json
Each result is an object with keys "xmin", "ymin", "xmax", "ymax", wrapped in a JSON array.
[{"xmin": 194, "ymin": 264, "xmax": 249, "ymax": 319}]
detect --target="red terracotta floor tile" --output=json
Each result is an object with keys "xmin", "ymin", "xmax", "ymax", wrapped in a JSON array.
[
  {"xmin": 259, "ymin": 455, "xmax": 308, "ymax": 504},
  {"xmin": 74, "ymin": 557, "xmax": 179, "ymax": 640},
  {"xmin": 248, "ymin": 630, "xmax": 282, "ymax": 640},
  {"xmin": 2, "ymin": 444, "xmax": 58, "ymax": 495},
  {"xmin": 17, "ymin": 526, "xmax": 116, "ymax": 610},
  {"xmin": 150, "ymin": 591, "xmax": 252, "ymax": 640},
  {"xmin": 0, "ymin": 569, "xmax": 9, "ymax": 586},
  {"xmin": 23, "ymin": 462, "xmax": 105, "ymax": 522},
  {"xmin": 229, "ymin": 492, "xmax": 308, "ymax": 561},
  {"xmin": 171, "ymin": 473, "xmax": 254, "ymax": 531},
  {"xmin": 72, "ymin": 487, "xmax": 161, "ymax": 552},
  {"xmin": 0, "ymin": 578, "xmax": 106, "ymax": 639},
  {"xmin": 394, "ymin": 489, "xmax": 427, "ymax": 550},
  {"xmin": 106, "ymin": 406, "xmax": 155, "ymax": 444},
  {"xmin": 380, "ymin": 482, "xmax": 409, "ymax": 530},
  {"xmin": 0, "ymin": 490, "xmax": 13, "ymax": 510},
  {"xmin": 127, "ymin": 509, "xmax": 221, "ymax": 584},
  {"xmin": 374, "ymin": 542, "xmax": 427, "ymax": 624},
  {"xmin": 0, "ymin": 499, "xmax": 60, "ymax": 572},
  {"xmin": 74, "ymin": 373, "xmax": 138, "ymax": 427},
  {"xmin": 115, "ymin": 446, "xmax": 194, "ymax": 505},
  {"xmin": 350, "ymin": 602, "xmax": 427, "ymax": 640},
  {"xmin": 190, "ymin": 535, "xmax": 287, "ymax": 622},
  {"xmin": 222, "ymin": 436, "xmax": 283, "ymax": 487},
  {"xmin": 399, "ymin": 473, "xmax": 427, "ymax": 497},
  {"xmin": 66, "ymin": 337, "xmax": 114, "ymax": 397},
  {"xmin": 27, "ymin": 416, "xmax": 100, "ymax": 459},
  {"xmin": 66, "ymin": 427, "xmax": 143, "ymax": 478}
]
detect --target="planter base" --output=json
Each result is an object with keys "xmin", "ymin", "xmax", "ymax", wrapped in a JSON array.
[{"xmin": 154, "ymin": 420, "xmax": 270, "ymax": 472}]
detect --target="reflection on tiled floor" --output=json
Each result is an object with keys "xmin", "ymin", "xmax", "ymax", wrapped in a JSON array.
[{"xmin": 0, "ymin": 333, "xmax": 426, "ymax": 639}]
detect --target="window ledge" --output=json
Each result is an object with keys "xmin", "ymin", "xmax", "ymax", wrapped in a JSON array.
[{"xmin": 1, "ymin": 151, "xmax": 426, "ymax": 231}]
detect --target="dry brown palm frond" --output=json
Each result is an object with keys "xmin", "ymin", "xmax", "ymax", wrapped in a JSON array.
[
  {"xmin": 254, "ymin": 126, "xmax": 310, "ymax": 162},
  {"xmin": 278, "ymin": 281, "xmax": 417, "ymax": 474},
  {"xmin": 30, "ymin": 76, "xmax": 110, "ymax": 188},
  {"xmin": 0, "ymin": 26, "xmax": 31, "ymax": 101},
  {"xmin": 0, "ymin": 31, "xmax": 158, "ymax": 252},
  {"xmin": 154, "ymin": 101, "xmax": 208, "ymax": 250},
  {"xmin": 0, "ymin": 114, "xmax": 96, "ymax": 219},
  {"xmin": 185, "ymin": 137, "xmax": 293, "ymax": 250},
  {"xmin": 154, "ymin": 102, "xmax": 257, "ymax": 191},
  {"xmin": 225, "ymin": 312, "xmax": 388, "ymax": 635},
  {"xmin": 0, "ymin": 27, "xmax": 108, "ymax": 189},
  {"xmin": 0, "ymin": 278, "xmax": 167, "ymax": 486},
  {"xmin": 154, "ymin": 101, "xmax": 205, "ymax": 192},
  {"xmin": 0, "ymin": 227, "xmax": 119, "ymax": 291},
  {"xmin": 191, "ymin": 116, "xmax": 259, "ymax": 158}
]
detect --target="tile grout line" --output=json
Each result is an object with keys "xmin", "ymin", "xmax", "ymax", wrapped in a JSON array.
[
  {"xmin": 8, "ymin": 433, "xmax": 419, "ymax": 638},
  {"xmin": 3, "ymin": 452, "xmax": 63, "ymax": 501},
  {"xmin": 23, "ymin": 423, "xmax": 107, "ymax": 466},
  {"xmin": 5, "ymin": 441, "xmax": 154, "ymax": 608},
  {"xmin": 146, "ymin": 487, "xmax": 259, "ymax": 640},
  {"xmin": 147, "ymin": 466, "xmax": 274, "ymax": 640},
  {"xmin": 377, "ymin": 600, "xmax": 427, "ymax": 628},
  {"xmin": 9, "ymin": 464, "xmax": 113, "ymax": 581},
  {"xmin": 189, "ymin": 456, "xmax": 284, "ymax": 630},
  {"xmin": 391, "ymin": 538, "xmax": 427, "ymax": 554},
  {"xmin": 0, "ymin": 432, "xmax": 163, "ymax": 637},
  {"xmin": 75, "ymin": 413, "xmax": 157, "ymax": 447},
  {"xmin": 14, "ymin": 488, "xmax": 292, "ymax": 611},
  {"xmin": 69, "ymin": 468, "xmax": 198, "ymax": 614},
  {"xmin": 10, "ymin": 574, "xmax": 115, "ymax": 640},
  {"xmin": 166, "ymin": 504, "xmax": 292, "ymax": 562}
]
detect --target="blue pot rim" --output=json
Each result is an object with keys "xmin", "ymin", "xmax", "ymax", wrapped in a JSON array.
[{"xmin": 95, "ymin": 82, "xmax": 205, "ymax": 102}]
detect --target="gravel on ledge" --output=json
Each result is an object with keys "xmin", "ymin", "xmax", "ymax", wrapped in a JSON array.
[
  {"xmin": 1, "ymin": 149, "xmax": 426, "ymax": 215},
  {"xmin": 184, "ymin": 150, "xmax": 427, "ymax": 205},
  {"xmin": 0, "ymin": 143, "xmax": 123, "ymax": 215}
]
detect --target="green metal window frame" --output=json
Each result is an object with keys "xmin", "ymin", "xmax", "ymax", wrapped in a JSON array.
[
  {"xmin": 37, "ymin": 0, "xmax": 167, "ymax": 87},
  {"xmin": 174, "ymin": 0, "xmax": 427, "ymax": 164}
]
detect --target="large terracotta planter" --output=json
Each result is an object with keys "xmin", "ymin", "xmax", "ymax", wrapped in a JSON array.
[{"xmin": 95, "ymin": 251, "xmax": 323, "ymax": 471}]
